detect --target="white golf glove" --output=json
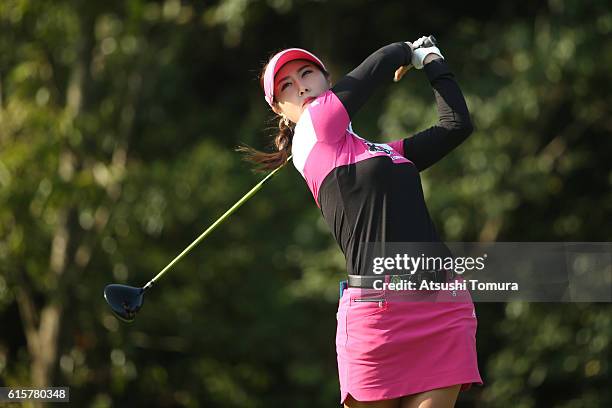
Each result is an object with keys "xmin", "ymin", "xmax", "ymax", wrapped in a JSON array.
[{"xmin": 410, "ymin": 36, "xmax": 444, "ymax": 69}]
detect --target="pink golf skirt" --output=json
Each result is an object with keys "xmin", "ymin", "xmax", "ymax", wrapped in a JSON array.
[{"xmin": 335, "ymin": 275, "xmax": 483, "ymax": 405}]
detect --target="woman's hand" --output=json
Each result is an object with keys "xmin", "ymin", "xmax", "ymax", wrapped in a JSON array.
[
  {"xmin": 393, "ymin": 41, "xmax": 413, "ymax": 82},
  {"xmin": 411, "ymin": 36, "xmax": 444, "ymax": 69},
  {"xmin": 394, "ymin": 64, "xmax": 411, "ymax": 82},
  {"xmin": 394, "ymin": 36, "xmax": 444, "ymax": 82}
]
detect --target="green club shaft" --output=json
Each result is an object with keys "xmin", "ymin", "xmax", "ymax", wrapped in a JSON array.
[{"xmin": 144, "ymin": 155, "xmax": 293, "ymax": 290}]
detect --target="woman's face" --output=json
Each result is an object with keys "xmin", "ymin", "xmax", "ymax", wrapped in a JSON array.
[{"xmin": 271, "ymin": 59, "xmax": 331, "ymax": 124}]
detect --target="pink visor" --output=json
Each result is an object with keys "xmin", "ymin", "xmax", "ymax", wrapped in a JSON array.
[{"xmin": 263, "ymin": 48, "xmax": 326, "ymax": 108}]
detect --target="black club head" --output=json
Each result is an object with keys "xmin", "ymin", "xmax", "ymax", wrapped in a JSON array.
[{"xmin": 104, "ymin": 284, "xmax": 145, "ymax": 323}]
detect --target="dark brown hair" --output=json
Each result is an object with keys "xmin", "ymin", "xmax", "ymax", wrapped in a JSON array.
[{"xmin": 236, "ymin": 55, "xmax": 330, "ymax": 172}]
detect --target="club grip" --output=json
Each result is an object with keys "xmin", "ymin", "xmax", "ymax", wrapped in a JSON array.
[{"xmin": 417, "ymin": 35, "xmax": 437, "ymax": 49}]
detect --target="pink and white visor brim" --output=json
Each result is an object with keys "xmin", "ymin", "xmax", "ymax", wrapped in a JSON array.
[{"xmin": 263, "ymin": 48, "xmax": 326, "ymax": 108}]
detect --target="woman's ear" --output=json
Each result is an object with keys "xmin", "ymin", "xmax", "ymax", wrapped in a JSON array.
[{"xmin": 271, "ymin": 103, "xmax": 281, "ymax": 116}]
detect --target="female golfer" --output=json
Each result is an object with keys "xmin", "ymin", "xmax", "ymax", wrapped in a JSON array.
[{"xmin": 241, "ymin": 36, "xmax": 483, "ymax": 407}]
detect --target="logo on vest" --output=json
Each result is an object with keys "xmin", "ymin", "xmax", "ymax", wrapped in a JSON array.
[{"xmin": 363, "ymin": 141, "xmax": 403, "ymax": 161}]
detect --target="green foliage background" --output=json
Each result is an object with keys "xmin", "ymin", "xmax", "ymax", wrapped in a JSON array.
[{"xmin": 0, "ymin": 0, "xmax": 610, "ymax": 407}]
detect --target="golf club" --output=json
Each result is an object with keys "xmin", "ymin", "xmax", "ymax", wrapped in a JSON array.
[
  {"xmin": 104, "ymin": 155, "xmax": 292, "ymax": 322},
  {"xmin": 104, "ymin": 34, "xmax": 437, "ymax": 323}
]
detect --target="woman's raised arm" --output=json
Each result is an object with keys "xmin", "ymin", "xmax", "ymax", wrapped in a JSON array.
[
  {"xmin": 389, "ymin": 58, "xmax": 474, "ymax": 172},
  {"xmin": 332, "ymin": 42, "xmax": 412, "ymax": 119}
]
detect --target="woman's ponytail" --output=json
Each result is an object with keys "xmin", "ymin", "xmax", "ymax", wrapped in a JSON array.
[{"xmin": 236, "ymin": 115, "xmax": 294, "ymax": 172}]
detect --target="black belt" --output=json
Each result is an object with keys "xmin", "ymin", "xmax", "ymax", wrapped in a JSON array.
[{"xmin": 348, "ymin": 269, "xmax": 451, "ymax": 289}]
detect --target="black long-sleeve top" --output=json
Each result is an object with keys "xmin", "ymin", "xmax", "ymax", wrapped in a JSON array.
[{"xmin": 291, "ymin": 42, "xmax": 473, "ymax": 275}]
